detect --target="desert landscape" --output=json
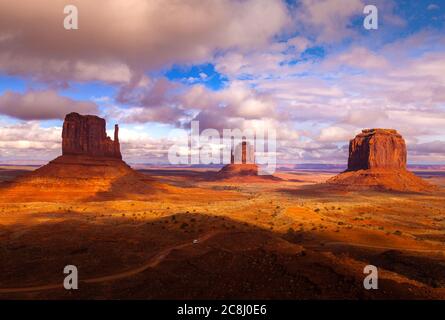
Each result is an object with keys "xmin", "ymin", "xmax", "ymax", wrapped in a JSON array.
[
  {"xmin": 0, "ymin": 115, "xmax": 444, "ymax": 300},
  {"xmin": 0, "ymin": 0, "xmax": 444, "ymax": 303}
]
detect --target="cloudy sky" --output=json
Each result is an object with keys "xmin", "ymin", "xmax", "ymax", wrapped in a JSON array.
[{"xmin": 0, "ymin": 0, "xmax": 444, "ymax": 164}]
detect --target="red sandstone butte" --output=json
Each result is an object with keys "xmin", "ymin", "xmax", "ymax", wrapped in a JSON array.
[
  {"xmin": 347, "ymin": 129, "xmax": 406, "ymax": 171},
  {"xmin": 62, "ymin": 112, "xmax": 122, "ymax": 159},
  {"xmin": 217, "ymin": 141, "xmax": 279, "ymax": 182},
  {"xmin": 218, "ymin": 141, "xmax": 259, "ymax": 178},
  {"xmin": 0, "ymin": 113, "xmax": 170, "ymax": 202},
  {"xmin": 327, "ymin": 129, "xmax": 435, "ymax": 192}
]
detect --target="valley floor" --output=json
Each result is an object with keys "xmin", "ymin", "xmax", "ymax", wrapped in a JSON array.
[{"xmin": 0, "ymin": 167, "xmax": 444, "ymax": 299}]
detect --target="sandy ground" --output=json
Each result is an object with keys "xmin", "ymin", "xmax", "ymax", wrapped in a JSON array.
[{"xmin": 0, "ymin": 166, "xmax": 444, "ymax": 299}]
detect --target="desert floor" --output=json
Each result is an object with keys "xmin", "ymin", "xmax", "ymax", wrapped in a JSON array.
[{"xmin": 0, "ymin": 166, "xmax": 444, "ymax": 299}]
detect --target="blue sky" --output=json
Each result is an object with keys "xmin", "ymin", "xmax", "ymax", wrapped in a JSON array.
[{"xmin": 0, "ymin": 0, "xmax": 444, "ymax": 164}]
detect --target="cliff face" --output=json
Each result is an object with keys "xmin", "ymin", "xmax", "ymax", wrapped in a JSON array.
[
  {"xmin": 347, "ymin": 129, "xmax": 406, "ymax": 171},
  {"xmin": 0, "ymin": 113, "xmax": 173, "ymax": 202},
  {"xmin": 62, "ymin": 112, "xmax": 122, "ymax": 159}
]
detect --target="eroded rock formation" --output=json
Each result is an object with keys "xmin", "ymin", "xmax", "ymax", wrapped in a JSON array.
[
  {"xmin": 347, "ymin": 129, "xmax": 406, "ymax": 171},
  {"xmin": 0, "ymin": 113, "xmax": 171, "ymax": 202},
  {"xmin": 217, "ymin": 141, "xmax": 282, "ymax": 182},
  {"xmin": 231, "ymin": 141, "xmax": 255, "ymax": 165},
  {"xmin": 62, "ymin": 112, "xmax": 122, "ymax": 159},
  {"xmin": 327, "ymin": 129, "xmax": 435, "ymax": 192}
]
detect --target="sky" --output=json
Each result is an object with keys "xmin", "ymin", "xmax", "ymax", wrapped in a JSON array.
[{"xmin": 0, "ymin": 0, "xmax": 444, "ymax": 165}]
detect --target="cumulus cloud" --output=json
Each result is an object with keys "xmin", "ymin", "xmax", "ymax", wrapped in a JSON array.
[
  {"xmin": 0, "ymin": 1, "xmax": 444, "ymax": 164},
  {"xmin": 0, "ymin": 90, "xmax": 99, "ymax": 120},
  {"xmin": 322, "ymin": 47, "xmax": 389, "ymax": 70},
  {"xmin": 0, "ymin": 121, "xmax": 174, "ymax": 164},
  {"xmin": 0, "ymin": 0, "xmax": 289, "ymax": 83},
  {"xmin": 104, "ymin": 28, "xmax": 445, "ymax": 163},
  {"xmin": 0, "ymin": 122, "xmax": 61, "ymax": 162},
  {"xmin": 318, "ymin": 126, "xmax": 356, "ymax": 142},
  {"xmin": 108, "ymin": 105, "xmax": 188, "ymax": 125},
  {"xmin": 109, "ymin": 80, "xmax": 278, "ymax": 129},
  {"xmin": 294, "ymin": 0, "xmax": 365, "ymax": 42},
  {"xmin": 183, "ymin": 82, "xmax": 275, "ymax": 118},
  {"xmin": 214, "ymin": 38, "xmax": 312, "ymax": 80}
]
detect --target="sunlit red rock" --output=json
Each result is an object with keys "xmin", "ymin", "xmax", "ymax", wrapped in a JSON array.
[
  {"xmin": 62, "ymin": 112, "xmax": 122, "ymax": 159},
  {"xmin": 327, "ymin": 129, "xmax": 435, "ymax": 192},
  {"xmin": 219, "ymin": 141, "xmax": 259, "ymax": 178},
  {"xmin": 347, "ymin": 129, "xmax": 406, "ymax": 171},
  {"xmin": 0, "ymin": 113, "xmax": 169, "ymax": 201}
]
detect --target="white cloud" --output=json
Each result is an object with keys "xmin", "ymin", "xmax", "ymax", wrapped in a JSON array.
[
  {"xmin": 318, "ymin": 126, "xmax": 355, "ymax": 142},
  {"xmin": 427, "ymin": 4, "xmax": 440, "ymax": 10},
  {"xmin": 0, "ymin": 90, "xmax": 99, "ymax": 120},
  {"xmin": 0, "ymin": 0, "xmax": 290, "ymax": 84},
  {"xmin": 0, "ymin": 122, "xmax": 61, "ymax": 162},
  {"xmin": 295, "ymin": 0, "xmax": 365, "ymax": 42}
]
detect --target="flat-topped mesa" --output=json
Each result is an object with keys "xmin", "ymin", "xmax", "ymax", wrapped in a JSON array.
[
  {"xmin": 347, "ymin": 128, "xmax": 406, "ymax": 171},
  {"xmin": 327, "ymin": 128, "xmax": 435, "ymax": 192},
  {"xmin": 62, "ymin": 112, "xmax": 122, "ymax": 159}
]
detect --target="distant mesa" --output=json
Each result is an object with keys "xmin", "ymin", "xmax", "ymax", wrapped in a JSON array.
[
  {"xmin": 216, "ymin": 141, "xmax": 279, "ymax": 182},
  {"xmin": 218, "ymin": 141, "xmax": 259, "ymax": 178},
  {"xmin": 327, "ymin": 129, "xmax": 436, "ymax": 192},
  {"xmin": 0, "ymin": 113, "xmax": 170, "ymax": 202}
]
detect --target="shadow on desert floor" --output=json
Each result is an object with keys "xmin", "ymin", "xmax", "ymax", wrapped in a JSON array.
[{"xmin": 0, "ymin": 211, "xmax": 444, "ymax": 299}]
